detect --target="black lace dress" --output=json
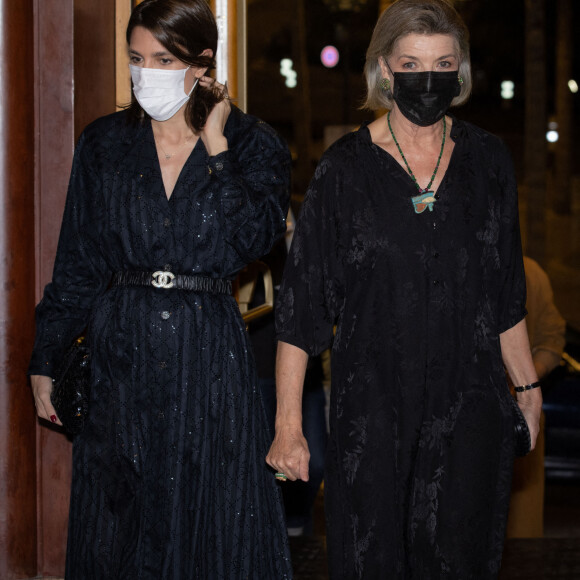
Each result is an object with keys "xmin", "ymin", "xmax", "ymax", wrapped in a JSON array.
[
  {"xmin": 29, "ymin": 106, "xmax": 293, "ymax": 579},
  {"xmin": 276, "ymin": 117, "xmax": 526, "ymax": 579}
]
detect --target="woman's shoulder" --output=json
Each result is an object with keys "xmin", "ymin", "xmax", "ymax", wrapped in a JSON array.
[
  {"xmin": 452, "ymin": 116, "xmax": 511, "ymax": 159},
  {"xmin": 303, "ymin": 129, "xmax": 368, "ymax": 204},
  {"xmin": 327, "ymin": 126, "xmax": 368, "ymax": 156},
  {"xmin": 78, "ymin": 110, "xmax": 140, "ymax": 151},
  {"xmin": 453, "ymin": 117, "xmax": 517, "ymax": 192},
  {"xmin": 315, "ymin": 126, "xmax": 369, "ymax": 174},
  {"xmin": 225, "ymin": 106, "xmax": 290, "ymax": 158},
  {"xmin": 82, "ymin": 109, "xmax": 135, "ymax": 137}
]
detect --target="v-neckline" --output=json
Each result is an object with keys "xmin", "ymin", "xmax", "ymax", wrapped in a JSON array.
[
  {"xmin": 364, "ymin": 120, "xmax": 460, "ymax": 198},
  {"xmin": 148, "ymin": 121, "xmax": 204, "ymax": 202}
]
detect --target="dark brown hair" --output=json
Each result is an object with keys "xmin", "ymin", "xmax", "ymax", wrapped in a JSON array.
[{"xmin": 126, "ymin": 0, "xmax": 221, "ymax": 131}]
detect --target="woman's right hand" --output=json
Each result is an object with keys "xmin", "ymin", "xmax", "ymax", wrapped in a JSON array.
[
  {"xmin": 198, "ymin": 76, "xmax": 230, "ymax": 156},
  {"xmin": 30, "ymin": 374, "xmax": 62, "ymax": 426},
  {"xmin": 266, "ymin": 425, "xmax": 310, "ymax": 482}
]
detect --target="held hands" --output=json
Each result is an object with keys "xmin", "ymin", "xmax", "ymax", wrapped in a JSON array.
[
  {"xmin": 30, "ymin": 374, "xmax": 62, "ymax": 426},
  {"xmin": 198, "ymin": 76, "xmax": 230, "ymax": 157},
  {"xmin": 266, "ymin": 425, "xmax": 311, "ymax": 482}
]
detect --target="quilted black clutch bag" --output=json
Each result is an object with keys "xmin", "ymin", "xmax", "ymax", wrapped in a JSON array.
[
  {"xmin": 509, "ymin": 395, "xmax": 531, "ymax": 457},
  {"xmin": 50, "ymin": 337, "xmax": 91, "ymax": 435}
]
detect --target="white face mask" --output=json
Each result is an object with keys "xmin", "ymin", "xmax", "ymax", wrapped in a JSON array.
[{"xmin": 129, "ymin": 65, "xmax": 198, "ymax": 122}]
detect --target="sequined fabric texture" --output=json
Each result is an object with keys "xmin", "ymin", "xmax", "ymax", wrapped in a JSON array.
[
  {"xmin": 29, "ymin": 106, "xmax": 293, "ymax": 579},
  {"xmin": 276, "ymin": 117, "xmax": 527, "ymax": 579}
]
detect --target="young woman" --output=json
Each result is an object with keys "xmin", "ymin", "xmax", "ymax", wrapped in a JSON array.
[{"xmin": 29, "ymin": 1, "xmax": 293, "ymax": 577}]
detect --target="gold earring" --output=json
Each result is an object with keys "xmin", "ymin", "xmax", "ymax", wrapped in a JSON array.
[
  {"xmin": 380, "ymin": 77, "xmax": 391, "ymax": 91},
  {"xmin": 458, "ymin": 75, "xmax": 464, "ymax": 85}
]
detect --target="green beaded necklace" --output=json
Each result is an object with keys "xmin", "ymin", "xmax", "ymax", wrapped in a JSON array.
[{"xmin": 387, "ymin": 110, "xmax": 446, "ymax": 213}]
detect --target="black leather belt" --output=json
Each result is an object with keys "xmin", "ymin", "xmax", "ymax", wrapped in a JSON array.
[{"xmin": 112, "ymin": 271, "xmax": 232, "ymax": 295}]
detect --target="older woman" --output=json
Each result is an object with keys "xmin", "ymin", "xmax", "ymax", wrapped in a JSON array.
[
  {"xmin": 29, "ymin": 0, "xmax": 292, "ymax": 577},
  {"xmin": 267, "ymin": 0, "xmax": 541, "ymax": 577}
]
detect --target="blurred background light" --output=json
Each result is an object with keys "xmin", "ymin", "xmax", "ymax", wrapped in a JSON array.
[
  {"xmin": 280, "ymin": 58, "xmax": 297, "ymax": 88},
  {"xmin": 501, "ymin": 80, "xmax": 515, "ymax": 100},
  {"xmin": 320, "ymin": 45, "xmax": 340, "ymax": 68}
]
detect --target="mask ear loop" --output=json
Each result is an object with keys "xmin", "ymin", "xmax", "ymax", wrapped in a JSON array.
[
  {"xmin": 188, "ymin": 76, "xmax": 199, "ymax": 97},
  {"xmin": 185, "ymin": 65, "xmax": 200, "ymax": 97},
  {"xmin": 383, "ymin": 59, "xmax": 394, "ymax": 99}
]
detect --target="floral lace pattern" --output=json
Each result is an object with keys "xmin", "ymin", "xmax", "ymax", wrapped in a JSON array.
[{"xmin": 277, "ymin": 117, "xmax": 526, "ymax": 579}]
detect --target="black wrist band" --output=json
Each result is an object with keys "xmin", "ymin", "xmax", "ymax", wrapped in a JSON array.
[{"xmin": 514, "ymin": 381, "xmax": 541, "ymax": 393}]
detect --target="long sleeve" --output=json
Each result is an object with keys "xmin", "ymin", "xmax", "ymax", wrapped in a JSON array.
[
  {"xmin": 29, "ymin": 131, "xmax": 111, "ymax": 377},
  {"xmin": 208, "ymin": 116, "xmax": 291, "ymax": 265}
]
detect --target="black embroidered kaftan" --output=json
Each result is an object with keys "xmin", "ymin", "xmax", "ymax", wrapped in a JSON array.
[
  {"xmin": 276, "ymin": 118, "xmax": 526, "ymax": 579},
  {"xmin": 29, "ymin": 106, "xmax": 293, "ymax": 579}
]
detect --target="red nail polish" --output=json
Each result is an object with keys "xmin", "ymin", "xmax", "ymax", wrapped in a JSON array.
[{"xmin": 50, "ymin": 415, "xmax": 57, "ymax": 423}]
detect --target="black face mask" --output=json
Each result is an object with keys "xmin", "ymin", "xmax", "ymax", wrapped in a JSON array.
[{"xmin": 391, "ymin": 70, "xmax": 461, "ymax": 127}]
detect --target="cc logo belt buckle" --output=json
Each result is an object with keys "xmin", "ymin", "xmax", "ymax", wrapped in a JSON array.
[{"xmin": 151, "ymin": 271, "xmax": 176, "ymax": 289}]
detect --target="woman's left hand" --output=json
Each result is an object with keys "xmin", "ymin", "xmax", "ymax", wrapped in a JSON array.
[
  {"xmin": 199, "ymin": 76, "xmax": 230, "ymax": 156},
  {"xmin": 499, "ymin": 319, "xmax": 544, "ymax": 451},
  {"xmin": 517, "ymin": 388, "xmax": 543, "ymax": 450}
]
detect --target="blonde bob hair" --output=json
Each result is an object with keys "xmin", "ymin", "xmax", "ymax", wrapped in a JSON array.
[{"xmin": 363, "ymin": 0, "xmax": 472, "ymax": 111}]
